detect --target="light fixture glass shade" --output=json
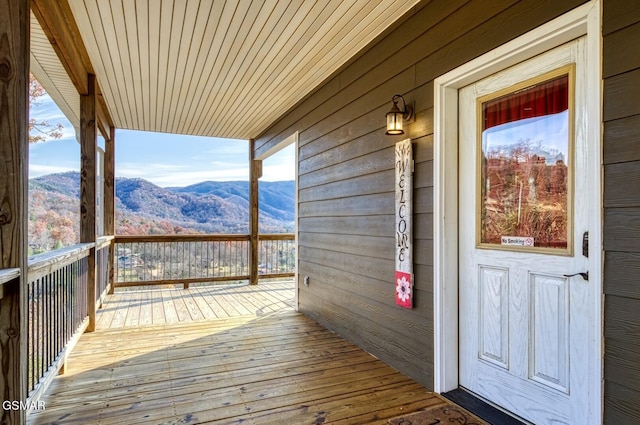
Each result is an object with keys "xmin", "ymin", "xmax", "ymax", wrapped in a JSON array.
[{"xmin": 386, "ymin": 104, "xmax": 404, "ymax": 135}]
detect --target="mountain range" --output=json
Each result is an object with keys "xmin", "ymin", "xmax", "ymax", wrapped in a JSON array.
[{"xmin": 28, "ymin": 171, "xmax": 295, "ymax": 251}]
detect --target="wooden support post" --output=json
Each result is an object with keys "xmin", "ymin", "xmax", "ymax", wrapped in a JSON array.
[
  {"xmin": 105, "ymin": 126, "xmax": 115, "ymax": 294},
  {"xmin": 0, "ymin": 0, "xmax": 30, "ymax": 422},
  {"xmin": 80, "ymin": 74, "xmax": 97, "ymax": 332},
  {"xmin": 249, "ymin": 139, "xmax": 262, "ymax": 285}
]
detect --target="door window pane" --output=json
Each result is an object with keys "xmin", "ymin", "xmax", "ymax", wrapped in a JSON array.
[{"xmin": 479, "ymin": 69, "xmax": 572, "ymax": 252}]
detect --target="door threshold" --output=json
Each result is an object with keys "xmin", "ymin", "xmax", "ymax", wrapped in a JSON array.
[{"xmin": 442, "ymin": 389, "xmax": 529, "ymax": 425}]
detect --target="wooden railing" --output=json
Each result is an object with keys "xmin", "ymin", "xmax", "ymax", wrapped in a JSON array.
[
  {"xmin": 16, "ymin": 232, "xmax": 292, "ymax": 409},
  {"xmin": 25, "ymin": 236, "xmax": 112, "ymax": 406},
  {"xmin": 114, "ymin": 234, "xmax": 250, "ymax": 288},
  {"xmin": 258, "ymin": 234, "xmax": 296, "ymax": 278},
  {"xmin": 27, "ymin": 244, "xmax": 90, "ymax": 402},
  {"xmin": 113, "ymin": 234, "xmax": 295, "ymax": 288}
]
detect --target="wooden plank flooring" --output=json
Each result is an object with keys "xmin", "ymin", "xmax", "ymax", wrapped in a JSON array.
[
  {"xmin": 96, "ymin": 279, "xmax": 295, "ymax": 329},
  {"xmin": 28, "ymin": 280, "xmax": 484, "ymax": 424}
]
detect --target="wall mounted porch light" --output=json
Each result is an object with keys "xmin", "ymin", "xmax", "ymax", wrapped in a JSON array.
[{"xmin": 385, "ymin": 94, "xmax": 414, "ymax": 135}]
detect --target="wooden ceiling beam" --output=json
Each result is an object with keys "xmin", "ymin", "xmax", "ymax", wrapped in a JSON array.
[
  {"xmin": 96, "ymin": 102, "xmax": 111, "ymax": 142},
  {"xmin": 96, "ymin": 84, "xmax": 113, "ymax": 141},
  {"xmin": 32, "ymin": 0, "xmax": 116, "ymax": 138},
  {"xmin": 31, "ymin": 0, "xmax": 94, "ymax": 95}
]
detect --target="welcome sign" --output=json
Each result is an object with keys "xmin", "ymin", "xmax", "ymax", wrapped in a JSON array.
[{"xmin": 395, "ymin": 139, "xmax": 413, "ymax": 308}]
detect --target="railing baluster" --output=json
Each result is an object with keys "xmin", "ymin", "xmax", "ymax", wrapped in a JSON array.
[
  {"xmin": 70, "ymin": 262, "xmax": 75, "ymax": 338},
  {"xmin": 39, "ymin": 276, "xmax": 44, "ymax": 385},
  {"xmin": 42, "ymin": 274, "xmax": 47, "ymax": 377},
  {"xmin": 34, "ymin": 277, "xmax": 38, "ymax": 390},
  {"xmin": 198, "ymin": 241, "xmax": 202, "ymax": 279},
  {"xmin": 70, "ymin": 261, "xmax": 76, "ymax": 340},
  {"xmin": 39, "ymin": 277, "xmax": 43, "ymax": 384},
  {"xmin": 217, "ymin": 241, "xmax": 221, "ymax": 279},
  {"xmin": 28, "ymin": 280, "xmax": 34, "ymax": 392},
  {"xmin": 54, "ymin": 268, "xmax": 59, "ymax": 365},
  {"xmin": 56, "ymin": 268, "xmax": 60, "ymax": 358},
  {"xmin": 55, "ymin": 269, "xmax": 60, "ymax": 359}
]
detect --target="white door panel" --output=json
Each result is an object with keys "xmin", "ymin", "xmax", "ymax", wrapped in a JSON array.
[{"xmin": 459, "ymin": 38, "xmax": 590, "ymax": 425}]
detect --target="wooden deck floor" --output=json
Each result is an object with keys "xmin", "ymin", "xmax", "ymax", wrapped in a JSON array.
[
  {"xmin": 29, "ymin": 281, "xmax": 486, "ymax": 424},
  {"xmin": 96, "ymin": 279, "xmax": 296, "ymax": 329}
]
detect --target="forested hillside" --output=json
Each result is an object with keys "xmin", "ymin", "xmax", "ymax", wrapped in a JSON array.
[{"xmin": 29, "ymin": 172, "xmax": 295, "ymax": 253}]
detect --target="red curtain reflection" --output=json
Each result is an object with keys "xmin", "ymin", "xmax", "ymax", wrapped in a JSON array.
[{"xmin": 483, "ymin": 75, "xmax": 568, "ymax": 130}]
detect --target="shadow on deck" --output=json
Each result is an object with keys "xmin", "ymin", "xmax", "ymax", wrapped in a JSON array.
[{"xmin": 28, "ymin": 280, "xmax": 487, "ymax": 424}]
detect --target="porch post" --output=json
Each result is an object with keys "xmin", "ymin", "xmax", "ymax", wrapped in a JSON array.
[
  {"xmin": 105, "ymin": 126, "xmax": 115, "ymax": 294},
  {"xmin": 249, "ymin": 139, "xmax": 262, "ymax": 285},
  {"xmin": 0, "ymin": 0, "xmax": 30, "ymax": 422},
  {"xmin": 80, "ymin": 74, "xmax": 97, "ymax": 331}
]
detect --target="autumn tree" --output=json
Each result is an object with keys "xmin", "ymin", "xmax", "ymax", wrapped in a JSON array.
[{"xmin": 29, "ymin": 74, "xmax": 64, "ymax": 143}]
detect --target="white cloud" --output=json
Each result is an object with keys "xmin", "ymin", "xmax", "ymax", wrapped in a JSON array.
[
  {"xmin": 261, "ymin": 164, "xmax": 295, "ymax": 181},
  {"xmin": 29, "ymin": 163, "xmax": 78, "ymax": 178},
  {"xmin": 31, "ymin": 96, "xmax": 71, "ymax": 124},
  {"xmin": 117, "ymin": 161, "xmax": 249, "ymax": 187},
  {"xmin": 261, "ymin": 144, "xmax": 295, "ymax": 181}
]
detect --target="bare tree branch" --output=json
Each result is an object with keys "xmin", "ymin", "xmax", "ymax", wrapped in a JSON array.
[{"xmin": 29, "ymin": 74, "xmax": 64, "ymax": 143}]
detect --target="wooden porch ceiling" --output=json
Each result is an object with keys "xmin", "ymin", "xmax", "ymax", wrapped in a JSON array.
[{"xmin": 30, "ymin": 0, "xmax": 421, "ymax": 141}]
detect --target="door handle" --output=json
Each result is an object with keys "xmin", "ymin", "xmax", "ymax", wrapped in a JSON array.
[{"xmin": 564, "ymin": 272, "xmax": 588, "ymax": 281}]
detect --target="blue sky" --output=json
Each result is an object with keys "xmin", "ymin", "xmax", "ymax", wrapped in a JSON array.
[
  {"xmin": 482, "ymin": 111, "xmax": 569, "ymax": 164},
  {"xmin": 29, "ymin": 94, "xmax": 295, "ymax": 187}
]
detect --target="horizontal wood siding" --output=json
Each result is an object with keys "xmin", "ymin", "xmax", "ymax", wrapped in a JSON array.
[
  {"xmin": 255, "ymin": 0, "xmax": 586, "ymax": 388},
  {"xmin": 603, "ymin": 0, "xmax": 640, "ymax": 422}
]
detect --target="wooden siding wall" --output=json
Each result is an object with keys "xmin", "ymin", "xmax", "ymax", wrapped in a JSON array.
[
  {"xmin": 255, "ymin": 0, "xmax": 586, "ymax": 388},
  {"xmin": 603, "ymin": 0, "xmax": 640, "ymax": 422}
]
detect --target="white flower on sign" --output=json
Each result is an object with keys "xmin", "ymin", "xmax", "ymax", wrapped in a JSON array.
[{"xmin": 396, "ymin": 275, "xmax": 411, "ymax": 302}]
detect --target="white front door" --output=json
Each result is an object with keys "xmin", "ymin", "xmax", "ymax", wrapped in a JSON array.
[{"xmin": 458, "ymin": 38, "xmax": 591, "ymax": 425}]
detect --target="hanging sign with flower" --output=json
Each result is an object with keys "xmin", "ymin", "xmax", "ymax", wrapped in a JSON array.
[{"xmin": 395, "ymin": 139, "xmax": 413, "ymax": 308}]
